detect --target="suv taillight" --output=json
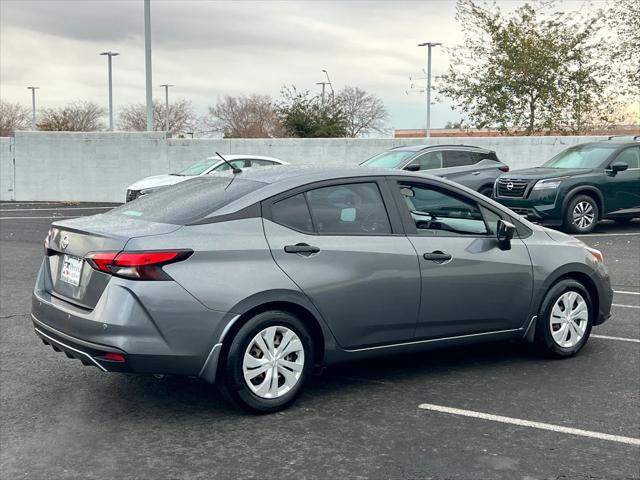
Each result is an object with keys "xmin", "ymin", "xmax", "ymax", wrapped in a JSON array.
[{"xmin": 86, "ymin": 250, "xmax": 193, "ymax": 280}]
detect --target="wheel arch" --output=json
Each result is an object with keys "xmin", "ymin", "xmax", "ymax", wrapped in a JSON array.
[
  {"xmin": 562, "ymin": 186, "xmax": 605, "ymax": 220},
  {"xmin": 536, "ymin": 265, "xmax": 600, "ymax": 322}
]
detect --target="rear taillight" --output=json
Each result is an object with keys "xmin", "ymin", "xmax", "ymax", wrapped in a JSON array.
[
  {"xmin": 85, "ymin": 250, "xmax": 193, "ymax": 280},
  {"xmin": 499, "ymin": 165, "xmax": 510, "ymax": 172}
]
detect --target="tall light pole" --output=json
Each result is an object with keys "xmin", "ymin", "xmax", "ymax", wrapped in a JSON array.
[
  {"xmin": 144, "ymin": 0, "xmax": 153, "ymax": 131},
  {"xmin": 316, "ymin": 82, "xmax": 330, "ymax": 105},
  {"xmin": 100, "ymin": 51, "xmax": 119, "ymax": 130},
  {"xmin": 417, "ymin": 41, "xmax": 441, "ymax": 138},
  {"xmin": 160, "ymin": 84, "xmax": 174, "ymax": 133},
  {"xmin": 322, "ymin": 69, "xmax": 334, "ymax": 102},
  {"xmin": 27, "ymin": 86, "xmax": 39, "ymax": 130}
]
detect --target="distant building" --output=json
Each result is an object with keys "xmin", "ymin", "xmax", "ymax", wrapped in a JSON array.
[{"xmin": 394, "ymin": 126, "xmax": 640, "ymax": 138}]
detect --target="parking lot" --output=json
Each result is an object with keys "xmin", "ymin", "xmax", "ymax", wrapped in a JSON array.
[{"xmin": 1, "ymin": 202, "xmax": 638, "ymax": 479}]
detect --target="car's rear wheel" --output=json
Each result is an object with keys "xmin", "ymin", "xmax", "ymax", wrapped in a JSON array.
[
  {"xmin": 563, "ymin": 194, "xmax": 599, "ymax": 234},
  {"xmin": 534, "ymin": 279, "xmax": 593, "ymax": 357},
  {"xmin": 220, "ymin": 310, "xmax": 313, "ymax": 413}
]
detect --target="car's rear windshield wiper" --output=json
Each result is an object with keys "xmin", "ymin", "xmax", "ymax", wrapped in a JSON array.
[{"xmin": 169, "ymin": 173, "xmax": 185, "ymax": 176}]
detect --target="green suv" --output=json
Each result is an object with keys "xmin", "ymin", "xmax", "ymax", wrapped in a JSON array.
[{"xmin": 494, "ymin": 140, "xmax": 640, "ymax": 233}]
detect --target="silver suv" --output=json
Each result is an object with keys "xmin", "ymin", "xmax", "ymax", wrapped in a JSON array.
[{"xmin": 361, "ymin": 145, "xmax": 509, "ymax": 196}]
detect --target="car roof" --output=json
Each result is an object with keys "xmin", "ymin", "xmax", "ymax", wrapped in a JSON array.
[{"xmin": 391, "ymin": 144, "xmax": 493, "ymax": 153}]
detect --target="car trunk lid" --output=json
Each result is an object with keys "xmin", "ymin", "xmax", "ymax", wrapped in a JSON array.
[{"xmin": 45, "ymin": 214, "xmax": 181, "ymax": 310}]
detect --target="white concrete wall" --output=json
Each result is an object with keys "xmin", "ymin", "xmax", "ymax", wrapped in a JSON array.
[
  {"xmin": 0, "ymin": 137, "xmax": 14, "ymax": 201},
  {"xmin": 4, "ymin": 132, "xmax": 607, "ymax": 203}
]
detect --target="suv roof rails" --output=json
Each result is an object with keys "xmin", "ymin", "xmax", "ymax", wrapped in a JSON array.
[
  {"xmin": 634, "ymin": 135, "xmax": 640, "ymax": 141},
  {"xmin": 607, "ymin": 135, "xmax": 640, "ymax": 141}
]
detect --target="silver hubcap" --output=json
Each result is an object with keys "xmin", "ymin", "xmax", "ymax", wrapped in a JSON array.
[
  {"xmin": 242, "ymin": 326, "xmax": 305, "ymax": 399},
  {"xmin": 572, "ymin": 201, "xmax": 595, "ymax": 229},
  {"xmin": 549, "ymin": 291, "xmax": 589, "ymax": 348}
]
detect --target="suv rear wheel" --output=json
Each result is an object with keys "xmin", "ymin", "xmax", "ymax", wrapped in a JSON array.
[
  {"xmin": 563, "ymin": 194, "xmax": 599, "ymax": 234},
  {"xmin": 220, "ymin": 310, "xmax": 313, "ymax": 413}
]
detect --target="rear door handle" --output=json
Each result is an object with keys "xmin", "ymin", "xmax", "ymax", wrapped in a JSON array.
[
  {"xmin": 471, "ymin": 171, "xmax": 480, "ymax": 175},
  {"xmin": 423, "ymin": 251, "xmax": 452, "ymax": 263},
  {"xmin": 284, "ymin": 243, "xmax": 320, "ymax": 255}
]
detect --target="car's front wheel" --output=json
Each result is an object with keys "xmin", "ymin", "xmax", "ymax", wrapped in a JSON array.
[
  {"xmin": 563, "ymin": 194, "xmax": 599, "ymax": 234},
  {"xmin": 534, "ymin": 279, "xmax": 593, "ymax": 357},
  {"xmin": 220, "ymin": 310, "xmax": 313, "ymax": 413}
]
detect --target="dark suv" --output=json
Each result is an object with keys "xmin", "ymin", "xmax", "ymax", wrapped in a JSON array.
[
  {"xmin": 361, "ymin": 145, "xmax": 509, "ymax": 196},
  {"xmin": 494, "ymin": 140, "xmax": 640, "ymax": 233}
]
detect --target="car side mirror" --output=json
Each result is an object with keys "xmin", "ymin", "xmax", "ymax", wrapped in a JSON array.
[
  {"xmin": 496, "ymin": 219, "xmax": 515, "ymax": 250},
  {"xmin": 405, "ymin": 164, "xmax": 420, "ymax": 172},
  {"xmin": 607, "ymin": 161, "xmax": 628, "ymax": 176}
]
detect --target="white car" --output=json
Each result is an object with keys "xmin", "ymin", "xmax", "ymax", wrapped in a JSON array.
[{"xmin": 126, "ymin": 155, "xmax": 288, "ymax": 202}]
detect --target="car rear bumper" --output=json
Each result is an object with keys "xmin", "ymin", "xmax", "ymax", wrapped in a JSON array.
[{"xmin": 31, "ymin": 259, "xmax": 232, "ymax": 379}]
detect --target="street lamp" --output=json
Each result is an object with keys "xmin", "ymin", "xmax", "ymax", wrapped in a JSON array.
[
  {"xmin": 26, "ymin": 86, "xmax": 39, "ymax": 130},
  {"xmin": 417, "ymin": 41, "xmax": 442, "ymax": 138},
  {"xmin": 322, "ymin": 69, "xmax": 334, "ymax": 102},
  {"xmin": 100, "ymin": 51, "xmax": 120, "ymax": 130},
  {"xmin": 160, "ymin": 84, "xmax": 174, "ymax": 133}
]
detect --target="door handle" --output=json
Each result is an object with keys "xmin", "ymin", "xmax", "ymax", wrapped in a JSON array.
[
  {"xmin": 423, "ymin": 251, "xmax": 452, "ymax": 263},
  {"xmin": 284, "ymin": 243, "xmax": 320, "ymax": 255},
  {"xmin": 471, "ymin": 171, "xmax": 480, "ymax": 175}
]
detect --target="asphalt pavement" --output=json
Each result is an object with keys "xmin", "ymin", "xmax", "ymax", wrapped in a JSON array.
[{"xmin": 1, "ymin": 202, "xmax": 638, "ymax": 480}]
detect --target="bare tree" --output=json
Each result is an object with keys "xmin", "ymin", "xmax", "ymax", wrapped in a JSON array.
[
  {"xmin": 0, "ymin": 101, "xmax": 31, "ymax": 136},
  {"xmin": 117, "ymin": 99, "xmax": 197, "ymax": 134},
  {"xmin": 335, "ymin": 86, "xmax": 388, "ymax": 137},
  {"xmin": 37, "ymin": 101, "xmax": 105, "ymax": 131},
  {"xmin": 205, "ymin": 94, "xmax": 287, "ymax": 138}
]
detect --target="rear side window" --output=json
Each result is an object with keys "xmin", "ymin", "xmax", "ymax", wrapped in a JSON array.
[
  {"xmin": 271, "ymin": 194, "xmax": 314, "ymax": 233},
  {"xmin": 444, "ymin": 150, "xmax": 474, "ymax": 167},
  {"xmin": 270, "ymin": 182, "xmax": 392, "ymax": 235},
  {"xmin": 250, "ymin": 159, "xmax": 278, "ymax": 167},
  {"xmin": 110, "ymin": 177, "xmax": 266, "ymax": 225},
  {"xmin": 471, "ymin": 151, "xmax": 498, "ymax": 163}
]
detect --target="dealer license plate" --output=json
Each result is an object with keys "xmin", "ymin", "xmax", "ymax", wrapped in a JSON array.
[{"xmin": 60, "ymin": 254, "xmax": 83, "ymax": 286}]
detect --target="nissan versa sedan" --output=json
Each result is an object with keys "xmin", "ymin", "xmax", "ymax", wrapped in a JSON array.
[
  {"xmin": 125, "ymin": 154, "xmax": 287, "ymax": 201},
  {"xmin": 33, "ymin": 166, "xmax": 612, "ymax": 412}
]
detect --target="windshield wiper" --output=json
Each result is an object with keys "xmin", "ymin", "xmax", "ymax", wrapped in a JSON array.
[{"xmin": 169, "ymin": 173, "xmax": 185, "ymax": 176}]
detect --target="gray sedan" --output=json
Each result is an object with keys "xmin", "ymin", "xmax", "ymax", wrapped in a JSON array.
[{"xmin": 33, "ymin": 166, "xmax": 612, "ymax": 412}]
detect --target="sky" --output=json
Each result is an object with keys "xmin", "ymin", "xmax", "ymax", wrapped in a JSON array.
[{"xmin": 0, "ymin": 0, "xmax": 596, "ymax": 134}]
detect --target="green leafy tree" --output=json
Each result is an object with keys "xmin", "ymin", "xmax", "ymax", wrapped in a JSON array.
[
  {"xmin": 438, "ymin": 0, "xmax": 615, "ymax": 134},
  {"xmin": 276, "ymin": 86, "xmax": 347, "ymax": 138}
]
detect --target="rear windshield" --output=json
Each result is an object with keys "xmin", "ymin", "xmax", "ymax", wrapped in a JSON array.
[
  {"xmin": 361, "ymin": 150, "xmax": 415, "ymax": 168},
  {"xmin": 109, "ymin": 176, "xmax": 266, "ymax": 225}
]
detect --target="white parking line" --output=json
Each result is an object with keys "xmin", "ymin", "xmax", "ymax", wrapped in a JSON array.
[
  {"xmin": 612, "ymin": 303, "xmax": 640, "ymax": 309},
  {"xmin": 592, "ymin": 334, "xmax": 640, "ymax": 343},
  {"xmin": 0, "ymin": 216, "xmax": 81, "ymax": 220},
  {"xmin": 575, "ymin": 232, "xmax": 640, "ymax": 237},
  {"xmin": 0, "ymin": 206, "xmax": 113, "ymax": 212},
  {"xmin": 615, "ymin": 290, "xmax": 640, "ymax": 296},
  {"xmin": 417, "ymin": 403, "xmax": 640, "ymax": 446}
]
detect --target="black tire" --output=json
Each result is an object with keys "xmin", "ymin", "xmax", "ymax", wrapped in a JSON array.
[
  {"xmin": 479, "ymin": 186, "xmax": 494, "ymax": 198},
  {"xmin": 219, "ymin": 310, "xmax": 314, "ymax": 413},
  {"xmin": 563, "ymin": 194, "xmax": 599, "ymax": 234},
  {"xmin": 534, "ymin": 279, "xmax": 593, "ymax": 358}
]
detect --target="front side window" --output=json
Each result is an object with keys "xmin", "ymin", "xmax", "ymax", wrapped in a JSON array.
[
  {"xmin": 177, "ymin": 158, "xmax": 217, "ymax": 176},
  {"xmin": 406, "ymin": 151, "xmax": 443, "ymax": 171},
  {"xmin": 612, "ymin": 147, "xmax": 640, "ymax": 169},
  {"xmin": 214, "ymin": 159, "xmax": 248, "ymax": 171},
  {"xmin": 250, "ymin": 159, "xmax": 278, "ymax": 167},
  {"xmin": 398, "ymin": 182, "xmax": 489, "ymax": 235},
  {"xmin": 444, "ymin": 150, "xmax": 475, "ymax": 167}
]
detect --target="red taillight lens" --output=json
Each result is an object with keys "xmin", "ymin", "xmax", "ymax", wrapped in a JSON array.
[
  {"xmin": 104, "ymin": 352, "xmax": 126, "ymax": 362},
  {"xmin": 499, "ymin": 165, "xmax": 510, "ymax": 172},
  {"xmin": 85, "ymin": 250, "xmax": 192, "ymax": 280}
]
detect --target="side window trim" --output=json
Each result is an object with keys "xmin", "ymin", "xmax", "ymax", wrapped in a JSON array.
[{"xmin": 262, "ymin": 177, "xmax": 404, "ymax": 236}]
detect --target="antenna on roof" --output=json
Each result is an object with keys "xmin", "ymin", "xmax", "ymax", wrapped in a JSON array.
[{"xmin": 215, "ymin": 151, "xmax": 242, "ymax": 174}]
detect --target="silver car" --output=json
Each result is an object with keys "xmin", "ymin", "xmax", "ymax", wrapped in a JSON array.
[
  {"xmin": 33, "ymin": 166, "xmax": 612, "ymax": 412},
  {"xmin": 125, "ymin": 154, "xmax": 287, "ymax": 201}
]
